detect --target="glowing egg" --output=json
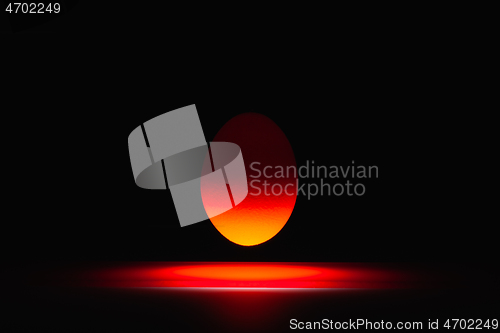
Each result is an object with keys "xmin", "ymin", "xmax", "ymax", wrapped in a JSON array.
[{"xmin": 201, "ymin": 113, "xmax": 297, "ymax": 246}]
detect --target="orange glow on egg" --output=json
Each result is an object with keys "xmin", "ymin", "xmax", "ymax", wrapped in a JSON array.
[{"xmin": 202, "ymin": 113, "xmax": 297, "ymax": 246}]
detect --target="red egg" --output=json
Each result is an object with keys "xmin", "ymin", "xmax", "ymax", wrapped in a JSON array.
[{"xmin": 202, "ymin": 113, "xmax": 297, "ymax": 246}]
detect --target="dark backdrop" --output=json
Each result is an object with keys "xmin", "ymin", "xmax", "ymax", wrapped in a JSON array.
[
  {"xmin": 4, "ymin": 77, "xmax": 493, "ymax": 264},
  {"xmin": 2, "ymin": 3, "xmax": 495, "ymax": 264}
]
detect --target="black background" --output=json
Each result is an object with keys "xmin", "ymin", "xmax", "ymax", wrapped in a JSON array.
[
  {"xmin": 5, "ymin": 71, "xmax": 494, "ymax": 263},
  {"xmin": 2, "ymin": 4, "xmax": 498, "ymax": 332},
  {"xmin": 1, "ymin": 3, "xmax": 496, "ymax": 263}
]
